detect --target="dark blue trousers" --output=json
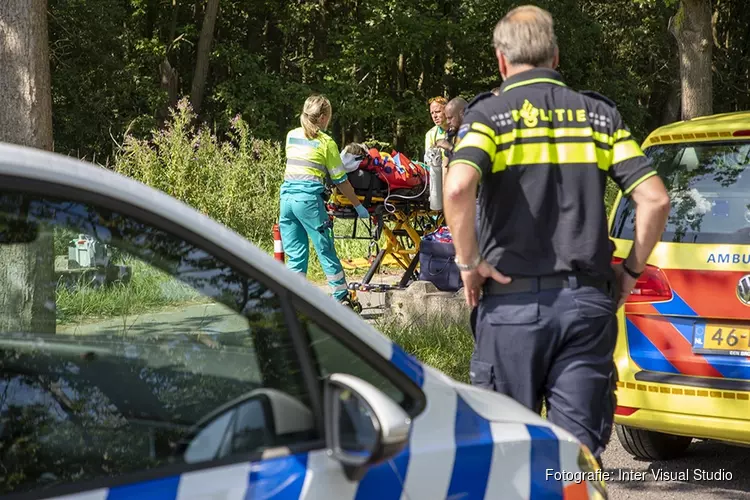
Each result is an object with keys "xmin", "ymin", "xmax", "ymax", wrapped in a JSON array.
[{"xmin": 469, "ymin": 277, "xmax": 618, "ymax": 461}]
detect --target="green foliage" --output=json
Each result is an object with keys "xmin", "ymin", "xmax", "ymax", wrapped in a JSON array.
[
  {"xmin": 113, "ymin": 98, "xmax": 285, "ymax": 249},
  {"xmin": 48, "ymin": 0, "xmax": 697, "ymax": 162}
]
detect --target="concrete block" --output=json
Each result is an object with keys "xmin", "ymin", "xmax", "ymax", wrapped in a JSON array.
[{"xmin": 383, "ymin": 280, "xmax": 471, "ymax": 327}]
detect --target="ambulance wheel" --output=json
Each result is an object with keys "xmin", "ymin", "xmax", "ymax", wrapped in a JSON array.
[{"xmin": 616, "ymin": 424, "xmax": 692, "ymax": 460}]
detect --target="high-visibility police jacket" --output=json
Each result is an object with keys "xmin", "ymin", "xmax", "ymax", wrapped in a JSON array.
[
  {"xmin": 449, "ymin": 68, "xmax": 657, "ymax": 282},
  {"xmin": 281, "ymin": 127, "xmax": 348, "ymax": 196}
]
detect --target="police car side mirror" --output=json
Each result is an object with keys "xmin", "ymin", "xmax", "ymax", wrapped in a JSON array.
[
  {"xmin": 324, "ymin": 373, "xmax": 411, "ymax": 482},
  {"xmin": 183, "ymin": 388, "xmax": 315, "ymax": 464}
]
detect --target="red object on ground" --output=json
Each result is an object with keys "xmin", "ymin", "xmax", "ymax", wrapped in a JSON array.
[{"xmin": 273, "ymin": 223, "xmax": 285, "ymax": 262}]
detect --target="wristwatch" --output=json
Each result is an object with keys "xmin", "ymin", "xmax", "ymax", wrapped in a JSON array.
[
  {"xmin": 455, "ymin": 254, "xmax": 481, "ymax": 271},
  {"xmin": 622, "ymin": 260, "xmax": 642, "ymax": 279}
]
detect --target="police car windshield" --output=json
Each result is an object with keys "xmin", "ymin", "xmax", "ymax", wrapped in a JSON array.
[{"xmin": 611, "ymin": 141, "xmax": 750, "ymax": 244}]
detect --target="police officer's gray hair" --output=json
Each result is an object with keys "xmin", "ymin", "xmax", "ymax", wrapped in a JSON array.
[
  {"xmin": 300, "ymin": 94, "xmax": 332, "ymax": 139},
  {"xmin": 492, "ymin": 5, "xmax": 557, "ymax": 67}
]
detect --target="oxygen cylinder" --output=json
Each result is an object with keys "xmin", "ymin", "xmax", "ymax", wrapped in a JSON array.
[{"xmin": 427, "ymin": 148, "xmax": 443, "ymax": 211}]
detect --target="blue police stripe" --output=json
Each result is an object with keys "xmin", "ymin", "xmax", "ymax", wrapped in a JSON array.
[
  {"xmin": 245, "ymin": 453, "xmax": 308, "ymax": 499},
  {"xmin": 525, "ymin": 424, "xmax": 563, "ymax": 499},
  {"xmin": 626, "ymin": 318, "xmax": 680, "ymax": 374},
  {"xmin": 354, "ymin": 343, "xmax": 425, "ymax": 499},
  {"xmin": 354, "ymin": 450, "xmax": 410, "ymax": 500},
  {"xmin": 652, "ymin": 293, "xmax": 750, "ymax": 379},
  {"xmin": 446, "ymin": 395, "xmax": 493, "ymax": 498},
  {"xmin": 389, "ymin": 343, "xmax": 425, "ymax": 387},
  {"xmin": 106, "ymin": 475, "xmax": 180, "ymax": 500}
]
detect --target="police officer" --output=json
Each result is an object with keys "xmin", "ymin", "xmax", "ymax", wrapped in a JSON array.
[
  {"xmin": 436, "ymin": 97, "xmax": 468, "ymax": 156},
  {"xmin": 443, "ymin": 5, "xmax": 670, "ymax": 466},
  {"xmin": 280, "ymin": 94, "xmax": 368, "ymax": 309}
]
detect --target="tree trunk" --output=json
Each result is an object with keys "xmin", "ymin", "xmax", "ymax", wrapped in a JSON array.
[
  {"xmin": 394, "ymin": 53, "xmax": 406, "ymax": 151},
  {"xmin": 669, "ymin": 0, "xmax": 713, "ymax": 120},
  {"xmin": 190, "ymin": 0, "xmax": 220, "ymax": 115},
  {"xmin": 0, "ymin": 0, "xmax": 56, "ymax": 334}
]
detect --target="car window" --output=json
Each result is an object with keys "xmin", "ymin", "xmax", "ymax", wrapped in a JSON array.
[
  {"xmin": 611, "ymin": 142, "xmax": 750, "ymax": 244},
  {"xmin": 297, "ymin": 312, "xmax": 413, "ymax": 413},
  {"xmin": 0, "ymin": 192, "xmax": 316, "ymax": 496}
]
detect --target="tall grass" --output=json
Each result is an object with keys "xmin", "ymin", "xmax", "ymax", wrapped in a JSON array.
[
  {"xmin": 376, "ymin": 313, "xmax": 474, "ymax": 383},
  {"xmin": 112, "ymin": 98, "xmax": 373, "ymax": 283},
  {"xmin": 56, "ymin": 258, "xmax": 204, "ymax": 324}
]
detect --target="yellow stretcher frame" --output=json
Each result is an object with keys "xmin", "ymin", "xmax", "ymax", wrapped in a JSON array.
[{"xmin": 326, "ymin": 190, "xmax": 444, "ymax": 291}]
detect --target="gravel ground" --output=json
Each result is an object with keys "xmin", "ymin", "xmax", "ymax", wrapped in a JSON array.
[{"xmin": 602, "ymin": 431, "xmax": 750, "ymax": 499}]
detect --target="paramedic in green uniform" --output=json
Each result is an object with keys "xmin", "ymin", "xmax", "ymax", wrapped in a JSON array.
[
  {"xmin": 425, "ymin": 96, "xmax": 449, "ymax": 159},
  {"xmin": 280, "ymin": 94, "xmax": 368, "ymax": 308}
]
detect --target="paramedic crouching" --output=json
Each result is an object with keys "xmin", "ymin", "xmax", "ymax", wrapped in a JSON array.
[
  {"xmin": 443, "ymin": 5, "xmax": 670, "ymax": 467},
  {"xmin": 280, "ymin": 94, "xmax": 367, "ymax": 309}
]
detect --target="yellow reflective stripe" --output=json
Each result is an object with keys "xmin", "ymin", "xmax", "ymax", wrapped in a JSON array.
[
  {"xmin": 613, "ymin": 129, "xmax": 632, "ymax": 141},
  {"xmin": 329, "ymin": 166, "xmax": 347, "ymax": 178},
  {"xmin": 491, "ymin": 143, "xmax": 599, "ymax": 173},
  {"xmin": 502, "ymin": 78, "xmax": 567, "ymax": 93},
  {"xmin": 453, "ymin": 131, "xmax": 496, "ymax": 159},
  {"xmin": 612, "ymin": 139, "xmax": 644, "ymax": 164},
  {"xmin": 285, "ymin": 164, "xmax": 326, "ymax": 178},
  {"xmin": 493, "ymin": 127, "xmax": 619, "ymax": 146},
  {"xmin": 623, "ymin": 171, "xmax": 658, "ymax": 196},
  {"xmin": 492, "ymin": 153, "xmax": 506, "ymax": 172},
  {"xmin": 471, "ymin": 122, "xmax": 496, "ymax": 138},
  {"xmin": 595, "ymin": 147, "xmax": 611, "ymax": 171},
  {"xmin": 592, "ymin": 131, "xmax": 614, "ymax": 145}
]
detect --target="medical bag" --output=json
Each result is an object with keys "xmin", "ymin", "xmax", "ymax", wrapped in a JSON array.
[{"xmin": 418, "ymin": 226, "xmax": 463, "ymax": 292}]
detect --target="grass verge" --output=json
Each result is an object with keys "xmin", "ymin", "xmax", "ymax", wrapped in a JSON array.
[
  {"xmin": 56, "ymin": 258, "xmax": 205, "ymax": 325},
  {"xmin": 376, "ymin": 313, "xmax": 473, "ymax": 384},
  {"xmin": 376, "ymin": 311, "xmax": 548, "ymax": 418}
]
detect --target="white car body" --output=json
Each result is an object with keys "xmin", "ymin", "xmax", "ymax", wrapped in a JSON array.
[{"xmin": 0, "ymin": 143, "xmax": 606, "ymax": 500}]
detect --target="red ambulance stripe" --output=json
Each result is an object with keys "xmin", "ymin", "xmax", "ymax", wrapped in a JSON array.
[{"xmin": 628, "ymin": 306, "xmax": 724, "ymax": 378}]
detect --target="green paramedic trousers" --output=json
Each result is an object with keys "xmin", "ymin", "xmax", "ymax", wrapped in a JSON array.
[{"xmin": 279, "ymin": 193, "xmax": 349, "ymax": 301}]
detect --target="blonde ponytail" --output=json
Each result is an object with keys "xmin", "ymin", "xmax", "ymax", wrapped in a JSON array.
[{"xmin": 300, "ymin": 94, "xmax": 332, "ymax": 139}]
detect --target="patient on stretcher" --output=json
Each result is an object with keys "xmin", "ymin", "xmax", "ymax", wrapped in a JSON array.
[{"xmin": 337, "ymin": 142, "xmax": 429, "ymax": 200}]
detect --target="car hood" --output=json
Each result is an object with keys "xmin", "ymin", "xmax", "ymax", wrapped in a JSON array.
[{"xmin": 423, "ymin": 365, "xmax": 579, "ymax": 442}]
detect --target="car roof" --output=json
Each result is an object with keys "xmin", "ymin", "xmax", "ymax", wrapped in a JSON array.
[
  {"xmin": 0, "ymin": 142, "xmax": 395, "ymax": 358},
  {"xmin": 642, "ymin": 111, "xmax": 750, "ymax": 149}
]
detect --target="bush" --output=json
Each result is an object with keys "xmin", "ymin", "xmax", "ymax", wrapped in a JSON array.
[
  {"xmin": 113, "ymin": 98, "xmax": 285, "ymax": 250},
  {"xmin": 112, "ymin": 98, "xmax": 372, "ymax": 281}
]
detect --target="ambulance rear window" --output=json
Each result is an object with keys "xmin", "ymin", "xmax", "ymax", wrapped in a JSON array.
[{"xmin": 610, "ymin": 141, "xmax": 750, "ymax": 244}]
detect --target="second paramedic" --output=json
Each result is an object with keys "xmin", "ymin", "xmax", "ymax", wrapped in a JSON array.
[
  {"xmin": 279, "ymin": 94, "xmax": 368, "ymax": 309},
  {"xmin": 425, "ymin": 96, "xmax": 449, "ymax": 158}
]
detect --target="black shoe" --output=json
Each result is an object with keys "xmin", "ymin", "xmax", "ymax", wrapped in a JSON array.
[{"xmin": 339, "ymin": 296, "xmax": 363, "ymax": 313}]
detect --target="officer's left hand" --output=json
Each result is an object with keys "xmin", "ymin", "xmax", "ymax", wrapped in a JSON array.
[{"xmin": 460, "ymin": 260, "xmax": 511, "ymax": 308}]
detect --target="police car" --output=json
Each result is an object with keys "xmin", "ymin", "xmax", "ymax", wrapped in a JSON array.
[
  {"xmin": 609, "ymin": 111, "xmax": 750, "ymax": 460},
  {"xmin": 0, "ymin": 143, "xmax": 606, "ymax": 499}
]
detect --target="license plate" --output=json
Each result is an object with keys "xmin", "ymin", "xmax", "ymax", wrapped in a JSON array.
[{"xmin": 693, "ymin": 324, "xmax": 750, "ymax": 356}]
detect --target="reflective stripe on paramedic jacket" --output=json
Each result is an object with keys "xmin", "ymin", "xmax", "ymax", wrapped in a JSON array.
[
  {"xmin": 449, "ymin": 68, "xmax": 657, "ymax": 281},
  {"xmin": 284, "ymin": 127, "xmax": 348, "ymax": 187}
]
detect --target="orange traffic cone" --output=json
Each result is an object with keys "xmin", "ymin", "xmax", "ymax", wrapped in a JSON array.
[{"xmin": 273, "ymin": 223, "xmax": 285, "ymax": 262}]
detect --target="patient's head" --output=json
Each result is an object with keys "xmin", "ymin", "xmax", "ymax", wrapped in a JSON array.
[{"xmin": 343, "ymin": 143, "xmax": 369, "ymax": 156}]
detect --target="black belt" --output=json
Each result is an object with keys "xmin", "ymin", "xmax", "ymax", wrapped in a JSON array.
[{"xmin": 483, "ymin": 274, "xmax": 611, "ymax": 296}]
